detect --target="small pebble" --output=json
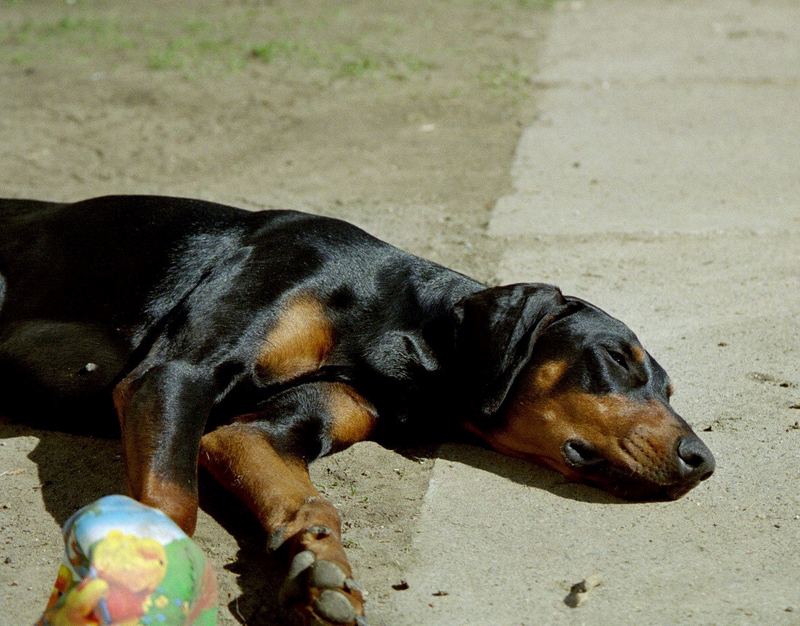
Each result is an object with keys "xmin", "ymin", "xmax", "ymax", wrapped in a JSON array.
[{"xmin": 564, "ymin": 574, "xmax": 602, "ymax": 608}]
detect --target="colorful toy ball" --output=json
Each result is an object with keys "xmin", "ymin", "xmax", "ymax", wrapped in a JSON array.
[{"xmin": 37, "ymin": 495, "xmax": 217, "ymax": 626}]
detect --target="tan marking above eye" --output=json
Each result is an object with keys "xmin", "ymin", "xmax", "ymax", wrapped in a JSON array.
[
  {"xmin": 631, "ymin": 345, "xmax": 646, "ymax": 364},
  {"xmin": 257, "ymin": 294, "xmax": 334, "ymax": 383}
]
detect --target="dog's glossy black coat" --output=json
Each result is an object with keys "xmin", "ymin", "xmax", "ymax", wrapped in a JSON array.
[
  {"xmin": 0, "ymin": 195, "xmax": 514, "ymax": 453},
  {"xmin": 0, "ymin": 194, "xmax": 715, "ymax": 517}
]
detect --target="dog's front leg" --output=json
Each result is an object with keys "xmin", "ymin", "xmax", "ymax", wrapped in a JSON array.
[
  {"xmin": 113, "ymin": 361, "xmax": 214, "ymax": 535},
  {"xmin": 200, "ymin": 382, "xmax": 375, "ymax": 625}
]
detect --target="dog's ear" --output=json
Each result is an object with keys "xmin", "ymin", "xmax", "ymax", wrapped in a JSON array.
[{"xmin": 453, "ymin": 283, "xmax": 570, "ymax": 420}]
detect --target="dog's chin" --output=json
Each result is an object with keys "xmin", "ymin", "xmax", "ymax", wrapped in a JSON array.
[{"xmin": 576, "ymin": 464, "xmax": 702, "ymax": 502}]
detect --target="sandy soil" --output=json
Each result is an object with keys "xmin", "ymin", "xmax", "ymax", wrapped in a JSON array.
[{"xmin": 0, "ymin": 2, "xmax": 551, "ymax": 624}]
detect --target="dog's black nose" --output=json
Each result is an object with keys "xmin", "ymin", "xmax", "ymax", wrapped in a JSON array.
[{"xmin": 676, "ymin": 436, "xmax": 715, "ymax": 481}]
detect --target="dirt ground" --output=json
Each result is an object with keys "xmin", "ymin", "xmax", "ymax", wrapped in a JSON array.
[{"xmin": 0, "ymin": 2, "xmax": 551, "ymax": 624}]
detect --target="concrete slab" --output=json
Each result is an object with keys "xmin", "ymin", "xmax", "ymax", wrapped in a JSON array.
[
  {"xmin": 491, "ymin": 83, "xmax": 800, "ymax": 236},
  {"xmin": 394, "ymin": 232, "xmax": 799, "ymax": 625},
  {"xmin": 490, "ymin": 0, "xmax": 800, "ymax": 237},
  {"xmin": 536, "ymin": 0, "xmax": 800, "ymax": 83},
  {"xmin": 394, "ymin": 1, "xmax": 800, "ymax": 624}
]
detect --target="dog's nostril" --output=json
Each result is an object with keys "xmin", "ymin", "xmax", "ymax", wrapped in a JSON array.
[
  {"xmin": 563, "ymin": 439, "xmax": 604, "ymax": 468},
  {"xmin": 676, "ymin": 436, "xmax": 715, "ymax": 480}
]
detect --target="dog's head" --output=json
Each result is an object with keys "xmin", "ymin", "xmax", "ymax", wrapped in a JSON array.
[{"xmin": 453, "ymin": 283, "xmax": 714, "ymax": 500}]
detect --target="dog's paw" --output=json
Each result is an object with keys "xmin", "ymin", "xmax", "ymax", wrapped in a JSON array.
[{"xmin": 280, "ymin": 550, "xmax": 367, "ymax": 625}]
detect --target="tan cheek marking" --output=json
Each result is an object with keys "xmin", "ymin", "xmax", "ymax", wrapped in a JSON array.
[
  {"xmin": 498, "ymin": 389, "xmax": 684, "ymax": 466},
  {"xmin": 257, "ymin": 295, "xmax": 334, "ymax": 382},
  {"xmin": 327, "ymin": 383, "xmax": 378, "ymax": 450}
]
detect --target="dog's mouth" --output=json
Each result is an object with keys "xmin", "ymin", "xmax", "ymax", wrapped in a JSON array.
[{"xmin": 561, "ymin": 439, "xmax": 710, "ymax": 502}]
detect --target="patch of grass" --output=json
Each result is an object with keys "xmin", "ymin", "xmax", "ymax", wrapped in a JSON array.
[
  {"xmin": 148, "ymin": 36, "xmax": 247, "ymax": 74},
  {"xmin": 1, "ymin": 19, "xmax": 34, "ymax": 46},
  {"xmin": 517, "ymin": 0, "xmax": 558, "ymax": 8},
  {"xmin": 147, "ymin": 42, "xmax": 184, "ymax": 71},
  {"xmin": 182, "ymin": 19, "xmax": 213, "ymax": 36},
  {"xmin": 399, "ymin": 55, "xmax": 437, "ymax": 73},
  {"xmin": 477, "ymin": 0, "xmax": 557, "ymax": 8},
  {"xmin": 338, "ymin": 54, "xmax": 378, "ymax": 78},
  {"xmin": 1, "ymin": 15, "xmax": 133, "ymax": 51},
  {"xmin": 1, "ymin": 2, "xmax": 542, "ymax": 89},
  {"xmin": 0, "ymin": 7, "xmax": 440, "ymax": 82},
  {"xmin": 44, "ymin": 16, "xmax": 132, "ymax": 48},
  {"xmin": 248, "ymin": 40, "xmax": 297, "ymax": 64},
  {"xmin": 478, "ymin": 64, "xmax": 532, "ymax": 92},
  {"xmin": 8, "ymin": 50, "xmax": 33, "ymax": 66}
]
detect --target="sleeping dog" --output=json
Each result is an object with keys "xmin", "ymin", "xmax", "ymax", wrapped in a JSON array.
[{"xmin": 0, "ymin": 195, "xmax": 714, "ymax": 625}]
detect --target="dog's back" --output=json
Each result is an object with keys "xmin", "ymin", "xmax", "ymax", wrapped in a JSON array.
[
  {"xmin": 0, "ymin": 195, "xmax": 475, "ymax": 429},
  {"xmin": 0, "ymin": 196, "xmax": 258, "ymax": 423}
]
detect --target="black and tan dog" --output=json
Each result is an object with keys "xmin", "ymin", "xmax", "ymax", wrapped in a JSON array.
[{"xmin": 0, "ymin": 195, "xmax": 714, "ymax": 625}]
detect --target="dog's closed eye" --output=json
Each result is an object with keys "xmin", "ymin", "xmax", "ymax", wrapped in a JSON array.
[{"xmin": 607, "ymin": 349, "xmax": 629, "ymax": 370}]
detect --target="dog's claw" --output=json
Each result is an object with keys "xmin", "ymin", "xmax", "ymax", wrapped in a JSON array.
[
  {"xmin": 280, "ymin": 550, "xmax": 316, "ymax": 604},
  {"xmin": 306, "ymin": 525, "xmax": 332, "ymax": 539},
  {"xmin": 354, "ymin": 616, "xmax": 369, "ymax": 626},
  {"xmin": 289, "ymin": 550, "xmax": 316, "ymax": 579},
  {"xmin": 314, "ymin": 589, "xmax": 357, "ymax": 624},
  {"xmin": 309, "ymin": 560, "xmax": 347, "ymax": 589}
]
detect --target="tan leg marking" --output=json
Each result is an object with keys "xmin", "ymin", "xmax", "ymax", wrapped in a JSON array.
[
  {"xmin": 327, "ymin": 383, "xmax": 378, "ymax": 451},
  {"xmin": 200, "ymin": 423, "xmax": 365, "ymax": 622},
  {"xmin": 200, "ymin": 423, "xmax": 331, "ymax": 541},
  {"xmin": 113, "ymin": 381, "xmax": 200, "ymax": 535},
  {"xmin": 134, "ymin": 475, "xmax": 199, "ymax": 536},
  {"xmin": 257, "ymin": 294, "xmax": 334, "ymax": 383}
]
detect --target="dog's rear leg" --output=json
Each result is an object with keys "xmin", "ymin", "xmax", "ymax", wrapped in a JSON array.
[
  {"xmin": 113, "ymin": 361, "xmax": 213, "ymax": 535},
  {"xmin": 200, "ymin": 382, "xmax": 375, "ymax": 625}
]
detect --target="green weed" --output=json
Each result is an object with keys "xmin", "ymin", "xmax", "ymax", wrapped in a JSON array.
[
  {"xmin": 478, "ymin": 65, "xmax": 531, "ymax": 91},
  {"xmin": 248, "ymin": 40, "xmax": 296, "ymax": 63}
]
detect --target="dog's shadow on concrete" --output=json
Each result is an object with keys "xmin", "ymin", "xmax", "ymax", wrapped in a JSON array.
[
  {"xmin": 0, "ymin": 419, "xmax": 126, "ymax": 523},
  {"xmin": 0, "ymin": 418, "xmax": 283, "ymax": 625},
  {"xmin": 398, "ymin": 437, "xmax": 625, "ymax": 505},
  {"xmin": 197, "ymin": 471, "xmax": 286, "ymax": 624}
]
